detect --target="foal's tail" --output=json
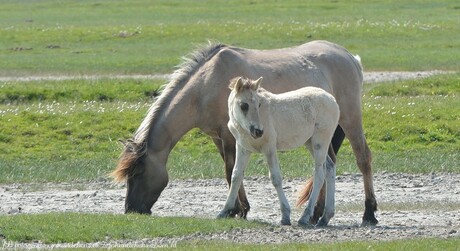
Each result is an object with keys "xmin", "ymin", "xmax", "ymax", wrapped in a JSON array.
[
  {"xmin": 296, "ymin": 145, "xmax": 335, "ymax": 207},
  {"xmin": 296, "ymin": 177, "xmax": 313, "ymax": 207}
]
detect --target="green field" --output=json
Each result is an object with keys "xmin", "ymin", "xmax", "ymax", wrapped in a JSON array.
[
  {"xmin": 1, "ymin": 0, "xmax": 459, "ymax": 248},
  {"xmin": 0, "ymin": 0, "xmax": 459, "ymax": 75},
  {"xmin": 1, "ymin": 74, "xmax": 458, "ymax": 183}
]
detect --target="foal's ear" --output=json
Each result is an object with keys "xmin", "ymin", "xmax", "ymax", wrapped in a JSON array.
[
  {"xmin": 230, "ymin": 77, "xmax": 244, "ymax": 92},
  {"xmin": 252, "ymin": 77, "xmax": 263, "ymax": 90}
]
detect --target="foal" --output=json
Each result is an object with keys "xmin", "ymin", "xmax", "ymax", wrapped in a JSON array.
[{"xmin": 217, "ymin": 77, "xmax": 340, "ymax": 226}]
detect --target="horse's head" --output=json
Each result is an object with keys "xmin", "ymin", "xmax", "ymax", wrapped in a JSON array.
[
  {"xmin": 112, "ymin": 139, "xmax": 168, "ymax": 215},
  {"xmin": 228, "ymin": 77, "xmax": 264, "ymax": 139}
]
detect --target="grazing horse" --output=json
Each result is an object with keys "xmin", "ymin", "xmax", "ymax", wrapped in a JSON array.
[
  {"xmin": 218, "ymin": 77, "xmax": 339, "ymax": 226},
  {"xmin": 111, "ymin": 40, "xmax": 378, "ymax": 226}
]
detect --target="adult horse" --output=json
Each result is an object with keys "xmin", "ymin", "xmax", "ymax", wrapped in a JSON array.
[
  {"xmin": 219, "ymin": 77, "xmax": 339, "ymax": 226},
  {"xmin": 112, "ymin": 40, "xmax": 378, "ymax": 225}
]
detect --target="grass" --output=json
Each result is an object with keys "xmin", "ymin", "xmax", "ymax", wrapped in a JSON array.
[
  {"xmin": 0, "ymin": 78, "xmax": 164, "ymax": 103},
  {"xmin": 362, "ymin": 75, "xmax": 460, "ymax": 151},
  {"xmin": 174, "ymin": 238, "xmax": 460, "ymax": 251},
  {"xmin": 0, "ymin": 213, "xmax": 266, "ymax": 244},
  {"xmin": 0, "ymin": 0, "xmax": 459, "ymax": 76},
  {"xmin": 0, "ymin": 74, "xmax": 458, "ymax": 183}
]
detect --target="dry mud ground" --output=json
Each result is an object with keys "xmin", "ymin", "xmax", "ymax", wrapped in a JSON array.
[
  {"xmin": 1, "ymin": 173, "xmax": 459, "ymax": 249},
  {"xmin": 1, "ymin": 71, "xmax": 459, "ymax": 249}
]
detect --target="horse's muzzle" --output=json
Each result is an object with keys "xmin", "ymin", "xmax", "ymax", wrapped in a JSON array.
[{"xmin": 250, "ymin": 125, "xmax": 264, "ymax": 139}]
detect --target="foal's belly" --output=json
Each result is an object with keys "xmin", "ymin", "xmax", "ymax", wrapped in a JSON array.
[{"xmin": 275, "ymin": 126, "xmax": 314, "ymax": 151}]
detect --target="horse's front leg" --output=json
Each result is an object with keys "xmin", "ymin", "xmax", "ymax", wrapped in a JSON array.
[
  {"xmin": 213, "ymin": 136, "xmax": 251, "ymax": 218},
  {"xmin": 316, "ymin": 155, "xmax": 336, "ymax": 227},
  {"xmin": 265, "ymin": 150, "xmax": 291, "ymax": 225},
  {"xmin": 217, "ymin": 144, "xmax": 251, "ymax": 219}
]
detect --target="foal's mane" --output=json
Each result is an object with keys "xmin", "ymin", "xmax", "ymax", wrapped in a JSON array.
[
  {"xmin": 111, "ymin": 42, "xmax": 228, "ymax": 182},
  {"xmin": 229, "ymin": 77, "xmax": 259, "ymax": 92}
]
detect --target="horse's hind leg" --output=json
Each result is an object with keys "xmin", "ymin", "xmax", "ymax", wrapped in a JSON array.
[
  {"xmin": 331, "ymin": 125, "xmax": 346, "ymax": 154},
  {"xmin": 212, "ymin": 137, "xmax": 250, "ymax": 218},
  {"xmin": 265, "ymin": 150, "xmax": 291, "ymax": 225},
  {"xmin": 340, "ymin": 120, "xmax": 378, "ymax": 226}
]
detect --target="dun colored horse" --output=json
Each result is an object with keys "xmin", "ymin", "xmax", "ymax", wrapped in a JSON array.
[
  {"xmin": 218, "ymin": 77, "xmax": 339, "ymax": 226},
  {"xmin": 112, "ymin": 40, "xmax": 378, "ymax": 226}
]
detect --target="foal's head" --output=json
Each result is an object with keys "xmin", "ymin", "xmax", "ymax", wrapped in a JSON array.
[{"xmin": 228, "ymin": 77, "xmax": 264, "ymax": 139}]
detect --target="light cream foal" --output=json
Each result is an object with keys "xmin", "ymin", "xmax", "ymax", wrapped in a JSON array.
[{"xmin": 218, "ymin": 77, "xmax": 340, "ymax": 226}]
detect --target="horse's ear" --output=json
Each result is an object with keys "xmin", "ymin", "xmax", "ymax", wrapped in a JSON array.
[
  {"xmin": 252, "ymin": 77, "xmax": 263, "ymax": 90},
  {"xmin": 230, "ymin": 77, "xmax": 244, "ymax": 92}
]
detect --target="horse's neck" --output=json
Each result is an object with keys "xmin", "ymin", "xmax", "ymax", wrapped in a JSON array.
[{"xmin": 141, "ymin": 88, "xmax": 198, "ymax": 154}]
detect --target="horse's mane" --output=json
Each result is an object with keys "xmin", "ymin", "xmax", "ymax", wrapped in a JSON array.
[{"xmin": 111, "ymin": 42, "xmax": 228, "ymax": 182}]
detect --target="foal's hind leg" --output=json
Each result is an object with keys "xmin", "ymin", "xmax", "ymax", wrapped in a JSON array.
[
  {"xmin": 316, "ymin": 155, "xmax": 336, "ymax": 227},
  {"xmin": 212, "ymin": 137, "xmax": 250, "ymax": 218},
  {"xmin": 298, "ymin": 140, "xmax": 328, "ymax": 227},
  {"xmin": 310, "ymin": 144, "xmax": 337, "ymax": 224}
]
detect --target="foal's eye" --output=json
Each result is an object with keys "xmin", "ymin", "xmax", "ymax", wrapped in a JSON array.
[{"xmin": 240, "ymin": 103, "xmax": 249, "ymax": 112}]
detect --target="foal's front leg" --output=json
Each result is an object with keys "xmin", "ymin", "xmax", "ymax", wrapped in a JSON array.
[
  {"xmin": 217, "ymin": 144, "xmax": 251, "ymax": 218},
  {"xmin": 265, "ymin": 150, "xmax": 291, "ymax": 225}
]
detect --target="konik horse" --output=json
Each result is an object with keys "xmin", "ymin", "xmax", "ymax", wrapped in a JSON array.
[
  {"xmin": 219, "ymin": 77, "xmax": 339, "ymax": 226},
  {"xmin": 112, "ymin": 40, "xmax": 378, "ymax": 225}
]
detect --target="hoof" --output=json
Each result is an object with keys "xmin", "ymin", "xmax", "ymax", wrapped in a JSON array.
[
  {"xmin": 218, "ymin": 208, "xmax": 241, "ymax": 219},
  {"xmin": 281, "ymin": 218, "xmax": 291, "ymax": 226},
  {"xmin": 217, "ymin": 211, "xmax": 231, "ymax": 219},
  {"xmin": 231, "ymin": 201, "xmax": 250, "ymax": 219},
  {"xmin": 315, "ymin": 218, "xmax": 329, "ymax": 227},
  {"xmin": 361, "ymin": 217, "xmax": 379, "ymax": 226},
  {"xmin": 362, "ymin": 211, "xmax": 378, "ymax": 226},
  {"xmin": 236, "ymin": 207, "xmax": 249, "ymax": 219},
  {"xmin": 363, "ymin": 199, "xmax": 378, "ymax": 226},
  {"xmin": 297, "ymin": 219, "xmax": 314, "ymax": 228}
]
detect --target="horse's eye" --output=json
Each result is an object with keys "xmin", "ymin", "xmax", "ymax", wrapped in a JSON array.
[
  {"xmin": 258, "ymin": 103, "xmax": 261, "ymax": 108},
  {"xmin": 240, "ymin": 103, "xmax": 249, "ymax": 112}
]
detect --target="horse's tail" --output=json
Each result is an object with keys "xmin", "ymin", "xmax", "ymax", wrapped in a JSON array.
[
  {"xmin": 352, "ymin": 54, "xmax": 364, "ymax": 86},
  {"xmin": 110, "ymin": 139, "xmax": 146, "ymax": 182},
  {"xmin": 295, "ymin": 177, "xmax": 314, "ymax": 207},
  {"xmin": 353, "ymin": 54, "xmax": 361, "ymax": 65}
]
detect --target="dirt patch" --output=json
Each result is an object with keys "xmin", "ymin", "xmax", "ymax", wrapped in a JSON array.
[{"xmin": 1, "ymin": 173, "xmax": 459, "ymax": 249}]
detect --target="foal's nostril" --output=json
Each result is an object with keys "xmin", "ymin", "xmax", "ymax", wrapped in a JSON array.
[{"xmin": 250, "ymin": 125, "xmax": 263, "ymax": 138}]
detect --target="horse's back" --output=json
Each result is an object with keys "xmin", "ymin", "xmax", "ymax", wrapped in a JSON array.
[{"xmin": 223, "ymin": 40, "xmax": 362, "ymax": 94}]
